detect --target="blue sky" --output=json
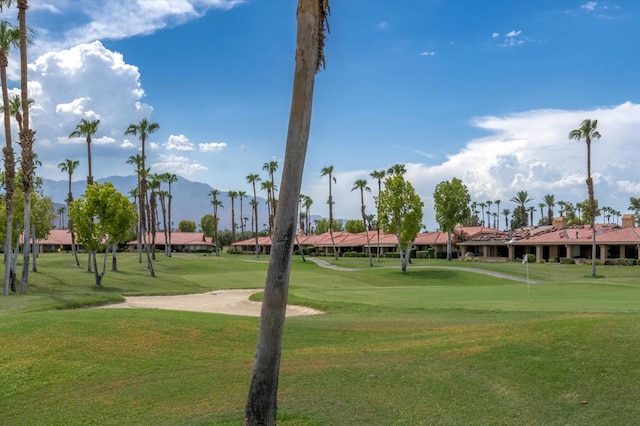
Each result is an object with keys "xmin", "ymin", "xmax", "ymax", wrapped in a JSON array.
[{"xmin": 3, "ymin": 0, "xmax": 640, "ymax": 230}]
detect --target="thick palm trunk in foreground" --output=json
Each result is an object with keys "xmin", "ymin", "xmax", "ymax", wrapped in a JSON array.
[{"xmin": 244, "ymin": 1, "xmax": 328, "ymax": 424}]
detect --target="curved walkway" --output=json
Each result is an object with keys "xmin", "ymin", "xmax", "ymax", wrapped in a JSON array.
[{"xmin": 306, "ymin": 257, "xmax": 542, "ymax": 284}]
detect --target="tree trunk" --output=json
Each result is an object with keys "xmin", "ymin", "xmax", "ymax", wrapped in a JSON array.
[
  {"xmin": 447, "ymin": 230, "xmax": 452, "ymax": 261},
  {"xmin": 112, "ymin": 243, "xmax": 118, "ymax": 271},
  {"xmin": 92, "ymin": 250, "xmax": 102, "ymax": 286},
  {"xmin": 244, "ymin": 1, "xmax": 324, "ymax": 423},
  {"xmin": 19, "ymin": 188, "xmax": 32, "ymax": 293},
  {"xmin": 31, "ymin": 223, "xmax": 37, "ymax": 272}
]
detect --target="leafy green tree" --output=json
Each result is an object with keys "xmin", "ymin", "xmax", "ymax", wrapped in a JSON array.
[
  {"xmin": 344, "ymin": 219, "xmax": 365, "ymax": 233},
  {"xmin": 314, "ymin": 218, "xmax": 343, "ymax": 234},
  {"xmin": 569, "ymin": 119, "xmax": 601, "ymax": 277},
  {"xmin": 178, "ymin": 220, "xmax": 196, "ymax": 232},
  {"xmin": 378, "ymin": 174, "xmax": 423, "ymax": 272},
  {"xmin": 69, "ymin": 183, "xmax": 136, "ymax": 286},
  {"xmin": 244, "ymin": 1, "xmax": 329, "ymax": 422},
  {"xmin": 200, "ymin": 214, "xmax": 216, "ymax": 238},
  {"xmin": 433, "ymin": 177, "xmax": 471, "ymax": 261}
]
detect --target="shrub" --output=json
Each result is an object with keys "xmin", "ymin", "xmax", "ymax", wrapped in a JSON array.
[
  {"xmin": 384, "ymin": 252, "xmax": 401, "ymax": 258},
  {"xmin": 559, "ymin": 257, "xmax": 575, "ymax": 264},
  {"xmin": 525, "ymin": 254, "xmax": 536, "ymax": 264}
]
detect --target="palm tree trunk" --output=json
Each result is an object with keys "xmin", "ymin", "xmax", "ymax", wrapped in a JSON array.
[
  {"xmin": 2, "ymin": 53, "xmax": 15, "ymax": 296},
  {"xmin": 244, "ymin": 1, "xmax": 325, "ymax": 422}
]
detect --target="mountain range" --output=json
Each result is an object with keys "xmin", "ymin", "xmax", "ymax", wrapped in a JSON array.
[{"xmin": 41, "ymin": 175, "xmax": 276, "ymax": 233}]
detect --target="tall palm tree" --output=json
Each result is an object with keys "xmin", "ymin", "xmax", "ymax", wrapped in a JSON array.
[
  {"xmin": 303, "ymin": 195, "xmax": 313, "ymax": 235},
  {"xmin": 58, "ymin": 159, "xmax": 81, "ymax": 267},
  {"xmin": 148, "ymin": 174, "xmax": 161, "ymax": 260},
  {"xmin": 543, "ymin": 194, "xmax": 555, "ymax": 224},
  {"xmin": 352, "ymin": 178, "xmax": 373, "ymax": 267},
  {"xmin": 510, "ymin": 190, "xmax": 533, "ymax": 228},
  {"xmin": 238, "ymin": 190, "xmax": 247, "ymax": 236},
  {"xmin": 494, "ymin": 200, "xmax": 501, "ymax": 226},
  {"xmin": 260, "ymin": 180, "xmax": 276, "ymax": 235},
  {"xmin": 2, "ymin": 0, "xmax": 37, "ymax": 293},
  {"xmin": 124, "ymin": 118, "xmax": 159, "ymax": 276},
  {"xmin": 0, "ymin": 19, "xmax": 19, "ymax": 296},
  {"xmin": 486, "ymin": 200, "xmax": 493, "ymax": 227},
  {"xmin": 164, "ymin": 173, "xmax": 177, "ymax": 256},
  {"xmin": 262, "ymin": 160, "xmax": 278, "ymax": 231},
  {"xmin": 209, "ymin": 189, "xmax": 223, "ymax": 257},
  {"xmin": 56, "ymin": 206, "xmax": 65, "ymax": 229},
  {"xmin": 68, "ymin": 118, "xmax": 100, "ymax": 185},
  {"xmin": 228, "ymin": 190, "xmax": 238, "ymax": 243},
  {"xmin": 320, "ymin": 165, "xmax": 338, "ymax": 260},
  {"xmin": 569, "ymin": 119, "xmax": 601, "ymax": 277},
  {"xmin": 370, "ymin": 169, "xmax": 385, "ymax": 261},
  {"xmin": 502, "ymin": 208, "xmax": 510, "ymax": 231},
  {"xmin": 126, "ymin": 154, "xmax": 144, "ymax": 261},
  {"xmin": 386, "ymin": 163, "xmax": 406, "ymax": 176},
  {"xmin": 479, "ymin": 202, "xmax": 486, "ymax": 226},
  {"xmin": 245, "ymin": 1, "xmax": 329, "ymax": 421},
  {"xmin": 246, "ymin": 173, "xmax": 261, "ymax": 256},
  {"xmin": 527, "ymin": 206, "xmax": 536, "ymax": 227},
  {"xmin": 538, "ymin": 202, "xmax": 546, "ymax": 224}
]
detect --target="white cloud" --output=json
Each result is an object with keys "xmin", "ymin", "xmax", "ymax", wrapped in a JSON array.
[
  {"xmin": 581, "ymin": 1, "xmax": 598, "ymax": 11},
  {"xmin": 418, "ymin": 51, "xmax": 435, "ymax": 56},
  {"xmin": 239, "ymin": 144, "xmax": 250, "ymax": 151},
  {"xmin": 166, "ymin": 134, "xmax": 195, "ymax": 151},
  {"xmin": 505, "ymin": 30, "xmax": 522, "ymax": 38},
  {"xmin": 491, "ymin": 32, "xmax": 500, "ymax": 38},
  {"xmin": 152, "ymin": 154, "xmax": 208, "ymax": 175},
  {"xmin": 26, "ymin": 0, "xmax": 246, "ymax": 57},
  {"xmin": 199, "ymin": 142, "xmax": 227, "ymax": 152},
  {"xmin": 26, "ymin": 41, "xmax": 154, "ymax": 178},
  {"xmin": 313, "ymin": 102, "xmax": 640, "ymax": 230}
]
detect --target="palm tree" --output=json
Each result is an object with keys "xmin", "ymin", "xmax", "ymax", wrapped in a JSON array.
[
  {"xmin": 209, "ymin": 189, "xmax": 223, "ymax": 257},
  {"xmin": 148, "ymin": 174, "xmax": 162, "ymax": 260},
  {"xmin": 228, "ymin": 190, "xmax": 238, "ymax": 243},
  {"xmin": 126, "ymin": 154, "xmax": 144, "ymax": 261},
  {"xmin": 68, "ymin": 118, "xmax": 100, "ymax": 185},
  {"xmin": 510, "ymin": 190, "xmax": 533, "ymax": 228},
  {"xmin": 58, "ymin": 159, "xmax": 81, "ymax": 267},
  {"xmin": 352, "ymin": 178, "xmax": 373, "ymax": 267},
  {"xmin": 0, "ymin": 19, "xmax": 19, "ymax": 296},
  {"xmin": 238, "ymin": 190, "xmax": 247, "ymax": 236},
  {"xmin": 0, "ymin": 0, "xmax": 36, "ymax": 293},
  {"xmin": 538, "ymin": 203, "xmax": 546, "ymax": 224},
  {"xmin": 246, "ymin": 173, "xmax": 261, "ymax": 256},
  {"xmin": 320, "ymin": 165, "xmax": 338, "ymax": 260},
  {"xmin": 262, "ymin": 160, "xmax": 278, "ymax": 231},
  {"xmin": 260, "ymin": 180, "xmax": 276, "ymax": 235},
  {"xmin": 124, "ymin": 118, "xmax": 159, "ymax": 276},
  {"xmin": 56, "ymin": 206, "xmax": 65, "ymax": 229},
  {"xmin": 502, "ymin": 208, "xmax": 510, "ymax": 231},
  {"xmin": 486, "ymin": 200, "xmax": 493, "ymax": 227},
  {"xmin": 543, "ymin": 194, "xmax": 555, "ymax": 225},
  {"xmin": 479, "ymin": 202, "xmax": 486, "ymax": 226},
  {"xmin": 370, "ymin": 169, "xmax": 385, "ymax": 261},
  {"xmin": 386, "ymin": 163, "xmax": 406, "ymax": 176},
  {"xmin": 527, "ymin": 206, "xmax": 536, "ymax": 227},
  {"xmin": 244, "ymin": 2, "xmax": 329, "ymax": 420},
  {"xmin": 569, "ymin": 119, "xmax": 601, "ymax": 277},
  {"xmin": 164, "ymin": 173, "xmax": 177, "ymax": 256},
  {"xmin": 303, "ymin": 195, "xmax": 313, "ymax": 235}
]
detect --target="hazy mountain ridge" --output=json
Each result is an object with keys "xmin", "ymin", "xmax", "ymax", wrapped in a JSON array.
[{"xmin": 41, "ymin": 175, "xmax": 273, "ymax": 232}]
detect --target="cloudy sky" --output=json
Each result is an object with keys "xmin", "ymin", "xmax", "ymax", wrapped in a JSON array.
[{"xmin": 3, "ymin": 0, "xmax": 640, "ymax": 230}]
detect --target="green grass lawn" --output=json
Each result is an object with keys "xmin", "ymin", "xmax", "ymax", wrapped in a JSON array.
[{"xmin": 2, "ymin": 253, "xmax": 640, "ymax": 424}]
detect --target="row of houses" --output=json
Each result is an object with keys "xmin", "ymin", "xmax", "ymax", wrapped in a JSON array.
[{"xmin": 31, "ymin": 214, "xmax": 640, "ymax": 262}]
